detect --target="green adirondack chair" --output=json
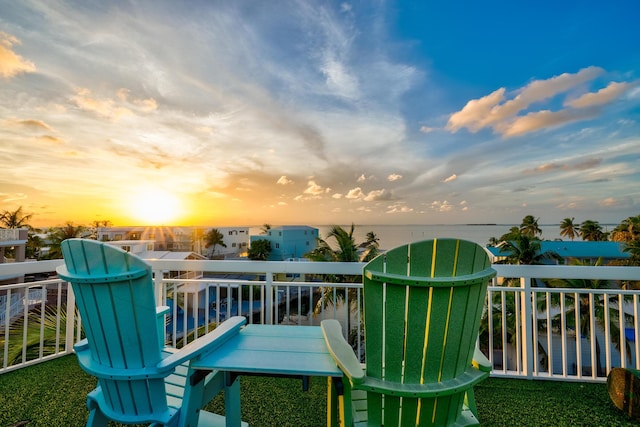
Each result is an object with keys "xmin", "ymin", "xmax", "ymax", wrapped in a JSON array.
[
  {"xmin": 322, "ymin": 238, "xmax": 496, "ymax": 426},
  {"xmin": 57, "ymin": 239, "xmax": 247, "ymax": 427}
]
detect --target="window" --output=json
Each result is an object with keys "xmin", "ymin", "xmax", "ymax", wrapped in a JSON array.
[
  {"xmin": 306, "ymin": 241, "xmax": 310, "ymax": 246},
  {"xmin": 275, "ymin": 243, "xmax": 280, "ymax": 249},
  {"xmin": 232, "ymin": 243, "xmax": 236, "ymax": 247}
]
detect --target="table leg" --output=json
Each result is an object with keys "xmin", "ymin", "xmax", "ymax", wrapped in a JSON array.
[{"xmin": 225, "ymin": 372, "xmax": 242, "ymax": 427}]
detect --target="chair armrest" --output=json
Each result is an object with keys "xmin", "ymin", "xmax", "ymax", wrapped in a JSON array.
[
  {"xmin": 360, "ymin": 367, "xmax": 488, "ymax": 398},
  {"xmin": 472, "ymin": 347, "xmax": 492, "ymax": 373},
  {"xmin": 159, "ymin": 315, "xmax": 246, "ymax": 369},
  {"xmin": 321, "ymin": 319, "xmax": 364, "ymax": 385}
]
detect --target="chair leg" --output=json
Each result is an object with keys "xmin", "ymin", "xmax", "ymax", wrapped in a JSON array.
[{"xmin": 86, "ymin": 401, "xmax": 109, "ymax": 427}]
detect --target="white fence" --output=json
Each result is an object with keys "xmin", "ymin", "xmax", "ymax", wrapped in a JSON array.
[{"xmin": 1, "ymin": 258, "xmax": 639, "ymax": 383}]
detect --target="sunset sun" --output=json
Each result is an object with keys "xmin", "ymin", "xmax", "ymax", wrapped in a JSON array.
[{"xmin": 127, "ymin": 188, "xmax": 183, "ymax": 225}]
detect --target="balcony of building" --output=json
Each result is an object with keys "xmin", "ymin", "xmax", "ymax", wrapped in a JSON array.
[{"xmin": 1, "ymin": 257, "xmax": 639, "ymax": 425}]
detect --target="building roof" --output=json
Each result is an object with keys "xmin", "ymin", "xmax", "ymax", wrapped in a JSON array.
[{"xmin": 486, "ymin": 240, "xmax": 630, "ymax": 259}]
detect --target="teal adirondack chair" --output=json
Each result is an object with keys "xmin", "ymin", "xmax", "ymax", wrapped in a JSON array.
[
  {"xmin": 322, "ymin": 238, "xmax": 496, "ymax": 426},
  {"xmin": 57, "ymin": 239, "xmax": 247, "ymax": 427}
]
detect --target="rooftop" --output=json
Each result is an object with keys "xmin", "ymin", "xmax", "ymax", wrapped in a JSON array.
[{"xmin": 0, "ymin": 355, "xmax": 636, "ymax": 427}]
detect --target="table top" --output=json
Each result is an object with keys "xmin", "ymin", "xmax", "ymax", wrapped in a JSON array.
[{"xmin": 192, "ymin": 324, "xmax": 343, "ymax": 377}]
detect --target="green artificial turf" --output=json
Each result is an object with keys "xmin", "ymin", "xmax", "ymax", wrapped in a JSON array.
[{"xmin": 0, "ymin": 355, "xmax": 637, "ymax": 427}]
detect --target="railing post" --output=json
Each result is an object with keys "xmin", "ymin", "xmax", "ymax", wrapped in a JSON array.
[
  {"xmin": 520, "ymin": 276, "xmax": 534, "ymax": 379},
  {"xmin": 65, "ymin": 283, "xmax": 76, "ymax": 354},
  {"xmin": 265, "ymin": 272, "xmax": 273, "ymax": 325},
  {"xmin": 153, "ymin": 267, "xmax": 165, "ymax": 306}
]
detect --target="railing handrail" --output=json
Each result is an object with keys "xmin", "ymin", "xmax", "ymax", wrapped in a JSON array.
[{"xmin": 4, "ymin": 258, "xmax": 639, "ymax": 282}]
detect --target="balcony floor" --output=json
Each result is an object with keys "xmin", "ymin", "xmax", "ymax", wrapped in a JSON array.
[{"xmin": 0, "ymin": 355, "xmax": 636, "ymax": 426}]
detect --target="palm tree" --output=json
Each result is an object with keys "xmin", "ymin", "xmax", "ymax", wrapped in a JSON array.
[
  {"xmin": 520, "ymin": 215, "xmax": 542, "ymax": 238},
  {"xmin": 547, "ymin": 258, "xmax": 633, "ymax": 375},
  {"xmin": 611, "ymin": 215, "xmax": 640, "ymax": 242},
  {"xmin": 580, "ymin": 220, "xmax": 607, "ymax": 241},
  {"xmin": 305, "ymin": 224, "xmax": 359, "ymax": 262},
  {"xmin": 304, "ymin": 224, "xmax": 379, "ymax": 345},
  {"xmin": 46, "ymin": 223, "xmax": 87, "ymax": 259},
  {"xmin": 0, "ymin": 305, "xmax": 73, "ymax": 366},
  {"xmin": 623, "ymin": 239, "xmax": 640, "ymax": 267},
  {"xmin": 359, "ymin": 231, "xmax": 380, "ymax": 262},
  {"xmin": 260, "ymin": 224, "xmax": 271, "ymax": 234},
  {"xmin": 0, "ymin": 206, "xmax": 33, "ymax": 229},
  {"xmin": 498, "ymin": 234, "xmax": 560, "ymax": 265},
  {"xmin": 560, "ymin": 217, "xmax": 580, "ymax": 241},
  {"xmin": 204, "ymin": 228, "xmax": 226, "ymax": 258}
]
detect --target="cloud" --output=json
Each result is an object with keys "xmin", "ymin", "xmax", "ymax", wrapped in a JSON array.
[
  {"xmin": 72, "ymin": 88, "xmax": 133, "ymax": 120},
  {"xmin": 345, "ymin": 187, "xmax": 363, "ymax": 199},
  {"xmin": 445, "ymin": 66, "xmax": 631, "ymax": 137},
  {"xmin": 72, "ymin": 88, "xmax": 157, "ymax": 120},
  {"xmin": 420, "ymin": 126, "xmax": 435, "ymax": 133},
  {"xmin": 386, "ymin": 203, "xmax": 413, "ymax": 213},
  {"xmin": 277, "ymin": 176, "xmax": 293, "ymax": 185},
  {"xmin": 0, "ymin": 32, "xmax": 36, "ymax": 78},
  {"xmin": 15, "ymin": 119, "xmax": 54, "ymax": 131},
  {"xmin": 599, "ymin": 197, "xmax": 619, "ymax": 207},
  {"xmin": 566, "ymin": 81, "xmax": 637, "ymax": 108},
  {"xmin": 526, "ymin": 158, "xmax": 601, "ymax": 174},
  {"xmin": 363, "ymin": 189, "xmax": 391, "ymax": 201},
  {"xmin": 345, "ymin": 187, "xmax": 391, "ymax": 201},
  {"xmin": 431, "ymin": 200, "xmax": 454, "ymax": 212},
  {"xmin": 443, "ymin": 174, "xmax": 457, "ymax": 183},
  {"xmin": 302, "ymin": 180, "xmax": 328, "ymax": 197},
  {"xmin": 0, "ymin": 192, "xmax": 28, "ymax": 202},
  {"xmin": 387, "ymin": 173, "xmax": 402, "ymax": 181},
  {"xmin": 37, "ymin": 135, "xmax": 64, "ymax": 145}
]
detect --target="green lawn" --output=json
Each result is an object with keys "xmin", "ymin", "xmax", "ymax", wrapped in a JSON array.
[{"xmin": 0, "ymin": 355, "xmax": 636, "ymax": 427}]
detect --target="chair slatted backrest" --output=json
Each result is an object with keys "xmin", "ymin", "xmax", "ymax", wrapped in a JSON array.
[
  {"xmin": 363, "ymin": 238, "xmax": 492, "ymax": 426},
  {"xmin": 60, "ymin": 239, "xmax": 170, "ymax": 419}
]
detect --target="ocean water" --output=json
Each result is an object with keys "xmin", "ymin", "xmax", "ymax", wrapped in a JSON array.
[{"xmin": 312, "ymin": 224, "xmax": 566, "ymax": 251}]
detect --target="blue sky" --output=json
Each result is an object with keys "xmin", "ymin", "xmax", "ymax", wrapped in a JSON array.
[{"xmin": 0, "ymin": 0, "xmax": 639, "ymax": 227}]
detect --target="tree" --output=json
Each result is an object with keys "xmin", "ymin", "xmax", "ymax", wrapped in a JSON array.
[
  {"xmin": 204, "ymin": 228, "xmax": 226, "ymax": 258},
  {"xmin": 623, "ymin": 239, "xmax": 640, "ymax": 266},
  {"xmin": 248, "ymin": 239, "xmax": 271, "ymax": 261},
  {"xmin": 359, "ymin": 231, "xmax": 380, "ymax": 262},
  {"xmin": 304, "ymin": 224, "xmax": 380, "ymax": 345},
  {"xmin": 498, "ymin": 234, "xmax": 560, "ymax": 265},
  {"xmin": 305, "ymin": 224, "xmax": 362, "ymax": 262},
  {"xmin": 560, "ymin": 217, "xmax": 580, "ymax": 241},
  {"xmin": 0, "ymin": 206, "xmax": 32, "ymax": 229},
  {"xmin": 520, "ymin": 215, "xmax": 542, "ymax": 238},
  {"xmin": 46, "ymin": 223, "xmax": 87, "ymax": 259},
  {"xmin": 26, "ymin": 234, "xmax": 43, "ymax": 259},
  {"xmin": 611, "ymin": 214, "xmax": 640, "ymax": 242},
  {"xmin": 260, "ymin": 224, "xmax": 271, "ymax": 234},
  {"xmin": 580, "ymin": 220, "xmax": 607, "ymax": 241}
]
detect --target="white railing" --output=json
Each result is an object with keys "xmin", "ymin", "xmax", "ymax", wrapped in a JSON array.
[{"xmin": 1, "ymin": 258, "xmax": 639, "ymax": 383}]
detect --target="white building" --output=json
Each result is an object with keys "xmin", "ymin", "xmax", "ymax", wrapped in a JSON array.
[{"xmin": 97, "ymin": 226, "xmax": 250, "ymax": 258}]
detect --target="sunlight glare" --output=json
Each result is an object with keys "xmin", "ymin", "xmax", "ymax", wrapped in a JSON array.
[{"xmin": 128, "ymin": 188, "xmax": 183, "ymax": 225}]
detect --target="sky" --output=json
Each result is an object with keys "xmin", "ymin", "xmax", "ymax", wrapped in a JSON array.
[{"xmin": 1, "ymin": 0, "xmax": 639, "ymax": 228}]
